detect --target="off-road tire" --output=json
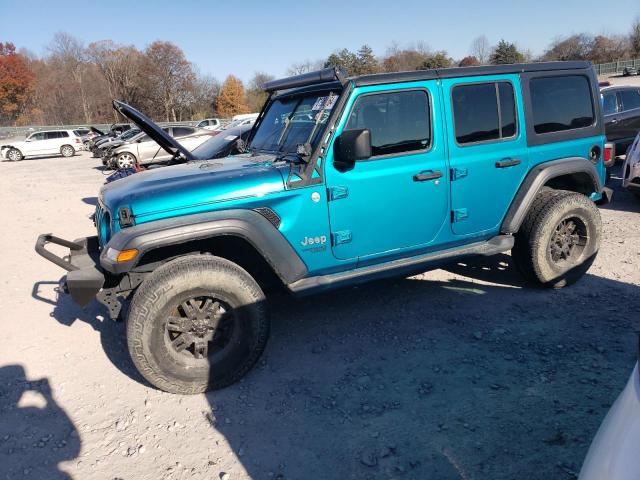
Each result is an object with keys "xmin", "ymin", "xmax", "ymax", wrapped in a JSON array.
[
  {"xmin": 126, "ymin": 255, "xmax": 269, "ymax": 394},
  {"xmin": 60, "ymin": 145, "xmax": 75, "ymax": 157},
  {"xmin": 512, "ymin": 189, "xmax": 601, "ymax": 288},
  {"xmin": 7, "ymin": 148, "xmax": 22, "ymax": 161}
]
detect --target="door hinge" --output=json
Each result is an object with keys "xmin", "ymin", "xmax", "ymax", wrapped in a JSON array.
[
  {"xmin": 451, "ymin": 167, "xmax": 468, "ymax": 181},
  {"xmin": 452, "ymin": 208, "xmax": 469, "ymax": 223},
  {"xmin": 331, "ymin": 230, "xmax": 352, "ymax": 246},
  {"xmin": 328, "ymin": 185, "xmax": 349, "ymax": 201}
]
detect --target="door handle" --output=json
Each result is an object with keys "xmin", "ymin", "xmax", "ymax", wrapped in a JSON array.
[
  {"xmin": 413, "ymin": 170, "xmax": 442, "ymax": 182},
  {"xmin": 495, "ymin": 158, "xmax": 521, "ymax": 168},
  {"xmin": 610, "ymin": 118, "xmax": 618, "ymax": 124}
]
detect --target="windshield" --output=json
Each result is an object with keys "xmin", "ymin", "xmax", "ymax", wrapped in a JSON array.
[{"xmin": 249, "ymin": 90, "xmax": 339, "ymax": 156}]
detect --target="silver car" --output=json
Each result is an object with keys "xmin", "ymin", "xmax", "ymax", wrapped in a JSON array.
[
  {"xmin": 621, "ymin": 132, "xmax": 640, "ymax": 199},
  {"xmin": 109, "ymin": 125, "xmax": 212, "ymax": 168},
  {"xmin": 579, "ymin": 361, "xmax": 640, "ymax": 480}
]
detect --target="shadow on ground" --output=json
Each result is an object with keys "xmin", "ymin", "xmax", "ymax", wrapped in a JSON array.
[{"xmin": 0, "ymin": 365, "xmax": 80, "ymax": 479}]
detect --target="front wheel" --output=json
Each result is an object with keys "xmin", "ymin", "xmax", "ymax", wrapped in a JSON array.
[
  {"xmin": 116, "ymin": 152, "xmax": 136, "ymax": 169},
  {"xmin": 126, "ymin": 255, "xmax": 269, "ymax": 394},
  {"xmin": 512, "ymin": 190, "xmax": 601, "ymax": 288},
  {"xmin": 7, "ymin": 148, "xmax": 23, "ymax": 161}
]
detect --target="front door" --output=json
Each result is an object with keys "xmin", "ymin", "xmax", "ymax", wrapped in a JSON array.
[
  {"xmin": 442, "ymin": 75, "xmax": 529, "ymax": 236},
  {"xmin": 325, "ymin": 83, "xmax": 449, "ymax": 261}
]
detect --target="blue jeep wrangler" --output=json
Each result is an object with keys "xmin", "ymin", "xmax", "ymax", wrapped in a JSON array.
[{"xmin": 37, "ymin": 61, "xmax": 612, "ymax": 394}]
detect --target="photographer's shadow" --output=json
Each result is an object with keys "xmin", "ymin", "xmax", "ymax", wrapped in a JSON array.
[{"xmin": 0, "ymin": 365, "xmax": 80, "ymax": 479}]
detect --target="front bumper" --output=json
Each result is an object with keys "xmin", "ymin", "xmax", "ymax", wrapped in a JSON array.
[{"xmin": 35, "ymin": 234, "xmax": 105, "ymax": 306}]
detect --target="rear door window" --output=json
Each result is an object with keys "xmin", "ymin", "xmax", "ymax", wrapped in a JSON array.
[
  {"xmin": 602, "ymin": 92, "xmax": 618, "ymax": 115},
  {"xmin": 452, "ymin": 82, "xmax": 517, "ymax": 144},
  {"xmin": 619, "ymin": 89, "xmax": 640, "ymax": 111},
  {"xmin": 530, "ymin": 75, "xmax": 594, "ymax": 134}
]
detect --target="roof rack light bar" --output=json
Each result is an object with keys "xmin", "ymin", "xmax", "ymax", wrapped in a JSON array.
[{"xmin": 262, "ymin": 67, "xmax": 346, "ymax": 92}]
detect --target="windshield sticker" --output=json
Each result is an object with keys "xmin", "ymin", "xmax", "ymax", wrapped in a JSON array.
[
  {"xmin": 323, "ymin": 95, "xmax": 337, "ymax": 110},
  {"xmin": 312, "ymin": 97, "xmax": 327, "ymax": 111}
]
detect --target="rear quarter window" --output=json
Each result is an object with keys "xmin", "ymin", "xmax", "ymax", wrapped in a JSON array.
[{"xmin": 530, "ymin": 75, "xmax": 594, "ymax": 134}]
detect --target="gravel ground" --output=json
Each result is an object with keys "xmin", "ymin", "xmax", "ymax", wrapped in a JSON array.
[{"xmin": 0, "ymin": 151, "xmax": 639, "ymax": 480}]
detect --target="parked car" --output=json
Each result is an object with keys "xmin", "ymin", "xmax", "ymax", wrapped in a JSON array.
[
  {"xmin": 195, "ymin": 118, "xmax": 222, "ymax": 131},
  {"xmin": 232, "ymin": 112, "xmax": 259, "ymax": 122},
  {"xmin": 36, "ymin": 62, "xmax": 610, "ymax": 394},
  {"xmin": 107, "ymin": 125, "xmax": 211, "ymax": 168},
  {"xmin": 88, "ymin": 123, "xmax": 132, "ymax": 150},
  {"xmin": 1, "ymin": 129, "xmax": 83, "ymax": 161},
  {"xmin": 622, "ymin": 131, "xmax": 640, "ymax": 198},
  {"xmin": 92, "ymin": 128, "xmax": 141, "ymax": 158},
  {"xmin": 601, "ymin": 86, "xmax": 640, "ymax": 155},
  {"xmin": 579, "ymin": 359, "xmax": 640, "ymax": 480},
  {"xmin": 622, "ymin": 66, "xmax": 638, "ymax": 76}
]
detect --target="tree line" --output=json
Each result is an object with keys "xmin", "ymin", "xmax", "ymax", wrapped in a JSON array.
[{"xmin": 1, "ymin": 19, "xmax": 639, "ymax": 127}]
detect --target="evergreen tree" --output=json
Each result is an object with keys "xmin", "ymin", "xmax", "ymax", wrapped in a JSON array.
[
  {"xmin": 490, "ymin": 40, "xmax": 525, "ymax": 65},
  {"xmin": 354, "ymin": 45, "xmax": 379, "ymax": 75}
]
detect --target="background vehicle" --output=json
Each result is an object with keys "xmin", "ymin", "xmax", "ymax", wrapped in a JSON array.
[
  {"xmin": 108, "ymin": 125, "xmax": 211, "ymax": 168},
  {"xmin": 195, "ymin": 118, "xmax": 222, "ymax": 130},
  {"xmin": 622, "ymin": 66, "xmax": 638, "ymax": 76},
  {"xmin": 231, "ymin": 112, "xmax": 259, "ymax": 122},
  {"xmin": 1, "ymin": 129, "xmax": 82, "ymax": 161},
  {"xmin": 92, "ymin": 128, "xmax": 141, "ymax": 158},
  {"xmin": 579, "ymin": 360, "xmax": 640, "ymax": 480},
  {"xmin": 190, "ymin": 123, "xmax": 254, "ymax": 160},
  {"xmin": 601, "ymin": 86, "xmax": 640, "ymax": 155},
  {"xmin": 37, "ymin": 62, "xmax": 610, "ymax": 395},
  {"xmin": 622, "ymin": 131, "xmax": 640, "ymax": 198}
]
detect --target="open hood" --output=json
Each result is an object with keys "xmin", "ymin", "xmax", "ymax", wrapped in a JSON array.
[
  {"xmin": 112, "ymin": 100, "xmax": 195, "ymax": 161},
  {"xmin": 90, "ymin": 126, "xmax": 105, "ymax": 135}
]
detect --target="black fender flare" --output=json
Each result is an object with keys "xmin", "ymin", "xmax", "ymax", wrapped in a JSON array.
[
  {"xmin": 100, "ymin": 209, "xmax": 308, "ymax": 284},
  {"xmin": 501, "ymin": 157, "xmax": 604, "ymax": 234}
]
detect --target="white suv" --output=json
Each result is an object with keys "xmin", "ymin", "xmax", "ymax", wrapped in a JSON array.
[{"xmin": 1, "ymin": 129, "xmax": 82, "ymax": 161}]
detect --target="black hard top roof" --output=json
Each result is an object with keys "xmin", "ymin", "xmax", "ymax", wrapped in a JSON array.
[{"xmin": 264, "ymin": 61, "xmax": 594, "ymax": 94}]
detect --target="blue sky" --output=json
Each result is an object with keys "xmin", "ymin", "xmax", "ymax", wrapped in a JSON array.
[{"xmin": 1, "ymin": 0, "xmax": 638, "ymax": 81}]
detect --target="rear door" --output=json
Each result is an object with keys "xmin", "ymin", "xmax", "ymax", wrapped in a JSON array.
[
  {"xmin": 602, "ymin": 90, "xmax": 623, "ymax": 143},
  {"xmin": 617, "ymin": 88, "xmax": 640, "ymax": 145},
  {"xmin": 442, "ymin": 75, "xmax": 529, "ymax": 236}
]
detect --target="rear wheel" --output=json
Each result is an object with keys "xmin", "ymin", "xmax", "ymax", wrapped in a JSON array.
[
  {"xmin": 126, "ymin": 255, "xmax": 269, "ymax": 394},
  {"xmin": 60, "ymin": 145, "xmax": 75, "ymax": 157},
  {"xmin": 512, "ymin": 189, "xmax": 601, "ymax": 288},
  {"xmin": 116, "ymin": 152, "xmax": 136, "ymax": 169},
  {"xmin": 7, "ymin": 148, "xmax": 22, "ymax": 161}
]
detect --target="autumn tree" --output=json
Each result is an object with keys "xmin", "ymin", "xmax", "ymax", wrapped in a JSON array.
[
  {"xmin": 0, "ymin": 43, "xmax": 34, "ymax": 124},
  {"xmin": 458, "ymin": 56, "xmax": 480, "ymax": 67},
  {"xmin": 245, "ymin": 72, "xmax": 274, "ymax": 113},
  {"xmin": 216, "ymin": 75, "xmax": 250, "ymax": 117},
  {"xmin": 543, "ymin": 34, "xmax": 592, "ymax": 61},
  {"xmin": 144, "ymin": 41, "xmax": 195, "ymax": 121},
  {"xmin": 490, "ymin": 40, "xmax": 525, "ymax": 64},
  {"xmin": 381, "ymin": 43, "xmax": 431, "ymax": 72}
]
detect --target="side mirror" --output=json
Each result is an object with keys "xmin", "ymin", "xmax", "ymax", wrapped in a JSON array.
[{"xmin": 333, "ymin": 128, "xmax": 371, "ymax": 171}]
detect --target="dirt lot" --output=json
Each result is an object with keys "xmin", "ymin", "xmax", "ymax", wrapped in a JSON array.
[{"xmin": 0, "ymin": 151, "xmax": 639, "ymax": 480}]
